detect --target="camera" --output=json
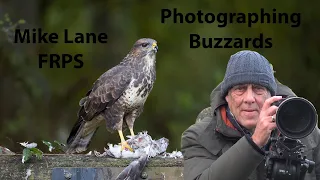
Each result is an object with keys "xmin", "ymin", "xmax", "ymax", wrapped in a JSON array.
[{"xmin": 266, "ymin": 96, "xmax": 318, "ymax": 180}]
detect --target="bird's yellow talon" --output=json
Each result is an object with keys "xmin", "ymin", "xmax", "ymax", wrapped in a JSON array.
[
  {"xmin": 118, "ymin": 130, "xmax": 134, "ymax": 152},
  {"xmin": 121, "ymin": 141, "xmax": 133, "ymax": 152}
]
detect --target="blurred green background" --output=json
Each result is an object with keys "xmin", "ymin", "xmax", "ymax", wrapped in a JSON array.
[{"xmin": 0, "ymin": 0, "xmax": 319, "ymax": 153}]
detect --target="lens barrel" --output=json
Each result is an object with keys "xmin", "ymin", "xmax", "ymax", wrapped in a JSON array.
[{"xmin": 275, "ymin": 97, "xmax": 318, "ymax": 139}]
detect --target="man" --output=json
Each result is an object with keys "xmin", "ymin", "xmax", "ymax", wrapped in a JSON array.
[{"xmin": 181, "ymin": 50, "xmax": 320, "ymax": 180}]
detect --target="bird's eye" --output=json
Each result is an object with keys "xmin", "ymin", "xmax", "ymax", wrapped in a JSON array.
[{"xmin": 141, "ymin": 43, "xmax": 149, "ymax": 47}]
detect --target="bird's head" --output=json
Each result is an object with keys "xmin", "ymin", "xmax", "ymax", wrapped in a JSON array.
[{"xmin": 130, "ymin": 38, "xmax": 158, "ymax": 57}]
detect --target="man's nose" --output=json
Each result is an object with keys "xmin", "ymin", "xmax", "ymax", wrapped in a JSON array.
[{"xmin": 244, "ymin": 88, "xmax": 255, "ymax": 103}]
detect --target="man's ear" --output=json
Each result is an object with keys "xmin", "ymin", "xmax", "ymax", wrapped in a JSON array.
[{"xmin": 225, "ymin": 93, "xmax": 230, "ymax": 103}]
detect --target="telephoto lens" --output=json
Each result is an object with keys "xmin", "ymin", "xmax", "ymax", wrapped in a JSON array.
[{"xmin": 274, "ymin": 97, "xmax": 318, "ymax": 139}]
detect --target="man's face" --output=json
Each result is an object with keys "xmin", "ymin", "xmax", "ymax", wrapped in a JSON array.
[{"xmin": 225, "ymin": 84, "xmax": 271, "ymax": 130}]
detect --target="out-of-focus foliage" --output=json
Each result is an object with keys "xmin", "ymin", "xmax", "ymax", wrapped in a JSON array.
[{"xmin": 0, "ymin": 0, "xmax": 319, "ymax": 153}]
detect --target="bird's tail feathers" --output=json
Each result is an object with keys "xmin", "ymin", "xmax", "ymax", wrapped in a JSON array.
[
  {"xmin": 65, "ymin": 129, "xmax": 98, "ymax": 154},
  {"xmin": 65, "ymin": 108, "xmax": 103, "ymax": 154}
]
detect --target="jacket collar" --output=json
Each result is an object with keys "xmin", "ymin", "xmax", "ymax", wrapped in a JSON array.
[
  {"xmin": 209, "ymin": 82, "xmax": 242, "ymax": 138},
  {"xmin": 198, "ymin": 106, "xmax": 243, "ymax": 155},
  {"xmin": 216, "ymin": 106, "xmax": 242, "ymax": 138},
  {"xmin": 210, "ymin": 82, "xmax": 226, "ymax": 111}
]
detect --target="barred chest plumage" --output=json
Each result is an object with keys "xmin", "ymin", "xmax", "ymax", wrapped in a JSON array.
[
  {"xmin": 121, "ymin": 79, "xmax": 153, "ymax": 110},
  {"xmin": 120, "ymin": 56, "xmax": 156, "ymax": 111}
]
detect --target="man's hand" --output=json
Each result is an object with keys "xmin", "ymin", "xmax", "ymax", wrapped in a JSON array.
[{"xmin": 252, "ymin": 96, "xmax": 283, "ymax": 148}]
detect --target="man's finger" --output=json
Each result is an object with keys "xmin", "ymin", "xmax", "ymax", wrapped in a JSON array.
[
  {"xmin": 262, "ymin": 96, "xmax": 283, "ymax": 111},
  {"xmin": 265, "ymin": 105, "xmax": 278, "ymax": 117}
]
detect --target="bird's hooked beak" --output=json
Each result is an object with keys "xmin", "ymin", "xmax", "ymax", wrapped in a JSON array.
[{"xmin": 152, "ymin": 42, "xmax": 158, "ymax": 53}]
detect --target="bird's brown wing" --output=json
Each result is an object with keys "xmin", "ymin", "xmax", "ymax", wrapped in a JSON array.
[
  {"xmin": 81, "ymin": 65, "xmax": 133, "ymax": 120},
  {"xmin": 66, "ymin": 65, "xmax": 132, "ymax": 146}
]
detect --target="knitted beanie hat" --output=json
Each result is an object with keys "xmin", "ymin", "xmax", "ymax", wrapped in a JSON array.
[{"xmin": 221, "ymin": 50, "xmax": 277, "ymax": 97}]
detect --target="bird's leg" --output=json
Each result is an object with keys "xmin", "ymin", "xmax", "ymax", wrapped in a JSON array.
[
  {"xmin": 129, "ymin": 128, "xmax": 135, "ymax": 137},
  {"xmin": 118, "ymin": 130, "xmax": 133, "ymax": 152},
  {"xmin": 125, "ymin": 110, "xmax": 139, "ymax": 137},
  {"xmin": 125, "ymin": 108, "xmax": 143, "ymax": 138}
]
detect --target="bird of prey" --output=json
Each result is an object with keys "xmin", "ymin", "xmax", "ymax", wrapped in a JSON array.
[{"xmin": 65, "ymin": 38, "xmax": 158, "ymax": 154}]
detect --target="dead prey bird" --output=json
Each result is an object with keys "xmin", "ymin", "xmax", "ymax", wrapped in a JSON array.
[
  {"xmin": 65, "ymin": 38, "xmax": 158, "ymax": 154},
  {"xmin": 115, "ymin": 154, "xmax": 149, "ymax": 180}
]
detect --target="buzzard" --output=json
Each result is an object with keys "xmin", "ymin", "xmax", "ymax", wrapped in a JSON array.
[{"xmin": 65, "ymin": 38, "xmax": 158, "ymax": 154}]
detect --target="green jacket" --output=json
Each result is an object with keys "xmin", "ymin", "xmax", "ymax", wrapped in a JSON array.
[{"xmin": 181, "ymin": 81, "xmax": 320, "ymax": 180}]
